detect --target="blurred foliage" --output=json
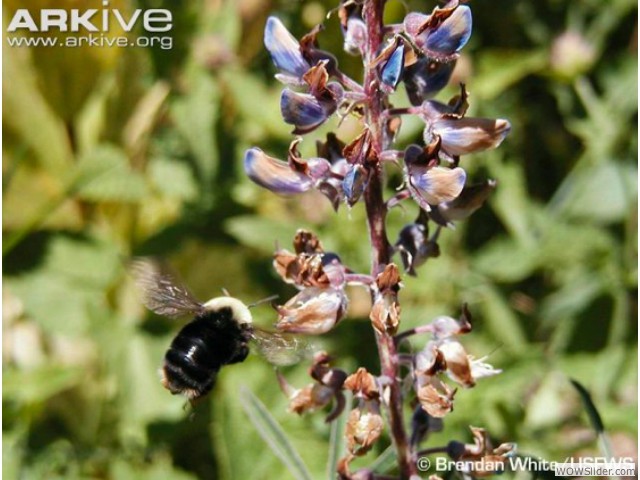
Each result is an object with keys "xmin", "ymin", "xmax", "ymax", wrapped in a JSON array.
[{"xmin": 2, "ymin": 0, "xmax": 637, "ymax": 479}]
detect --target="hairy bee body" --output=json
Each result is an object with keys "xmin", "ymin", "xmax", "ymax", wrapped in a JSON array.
[
  {"xmin": 131, "ymin": 258, "xmax": 307, "ymax": 403},
  {"xmin": 161, "ymin": 306, "xmax": 251, "ymax": 400}
]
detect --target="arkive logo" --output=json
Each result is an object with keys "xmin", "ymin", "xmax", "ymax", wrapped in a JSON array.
[{"xmin": 7, "ymin": 1, "xmax": 172, "ymax": 33}]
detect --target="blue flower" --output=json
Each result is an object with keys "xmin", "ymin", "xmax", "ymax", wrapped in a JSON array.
[
  {"xmin": 380, "ymin": 42, "xmax": 405, "ymax": 91},
  {"xmin": 403, "ymin": 57, "xmax": 456, "ymax": 106},
  {"xmin": 244, "ymin": 147, "xmax": 315, "ymax": 194},
  {"xmin": 244, "ymin": 139, "xmax": 353, "ymax": 209},
  {"xmin": 403, "ymin": 145, "xmax": 467, "ymax": 211},
  {"xmin": 264, "ymin": 16, "xmax": 310, "ymax": 86},
  {"xmin": 426, "ymin": 117, "xmax": 511, "ymax": 157},
  {"xmin": 416, "ymin": 99, "xmax": 511, "ymax": 157},
  {"xmin": 404, "ymin": 3, "xmax": 472, "ymax": 61},
  {"xmin": 280, "ymin": 61, "xmax": 344, "ymax": 134},
  {"xmin": 342, "ymin": 164, "xmax": 369, "ymax": 207}
]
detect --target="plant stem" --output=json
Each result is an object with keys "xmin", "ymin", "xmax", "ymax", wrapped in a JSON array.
[{"xmin": 362, "ymin": 1, "xmax": 416, "ymax": 477}]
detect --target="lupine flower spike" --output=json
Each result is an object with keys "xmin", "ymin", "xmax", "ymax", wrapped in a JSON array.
[{"xmin": 245, "ymin": 1, "xmax": 513, "ymax": 477}]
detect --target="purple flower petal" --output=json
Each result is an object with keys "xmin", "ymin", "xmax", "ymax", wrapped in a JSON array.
[
  {"xmin": 264, "ymin": 17, "xmax": 309, "ymax": 84},
  {"xmin": 381, "ymin": 43, "xmax": 405, "ymax": 90},
  {"xmin": 436, "ymin": 179, "xmax": 497, "ymax": 223},
  {"xmin": 403, "ymin": 12, "xmax": 430, "ymax": 38},
  {"xmin": 403, "ymin": 57, "xmax": 456, "ymax": 106},
  {"xmin": 342, "ymin": 164, "xmax": 368, "ymax": 206},
  {"xmin": 395, "ymin": 223, "xmax": 431, "ymax": 275},
  {"xmin": 343, "ymin": 17, "xmax": 367, "ymax": 56},
  {"xmin": 425, "ymin": 5, "xmax": 472, "ymax": 56},
  {"xmin": 407, "ymin": 165, "xmax": 466, "ymax": 209},
  {"xmin": 280, "ymin": 89, "xmax": 329, "ymax": 134},
  {"xmin": 244, "ymin": 148, "xmax": 312, "ymax": 194}
]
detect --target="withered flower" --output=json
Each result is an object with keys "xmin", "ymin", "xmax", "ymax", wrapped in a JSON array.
[
  {"xmin": 411, "ymin": 306, "xmax": 500, "ymax": 415},
  {"xmin": 414, "ymin": 342, "xmax": 457, "ymax": 417},
  {"xmin": 276, "ymin": 286, "xmax": 348, "ymax": 335},
  {"xmin": 338, "ymin": 0, "xmax": 367, "ymax": 56},
  {"xmin": 345, "ymin": 404, "xmax": 384, "ymax": 456},
  {"xmin": 245, "ymin": 138, "xmax": 353, "ymax": 210},
  {"xmin": 417, "ymin": 377, "xmax": 457, "ymax": 418},
  {"xmin": 344, "ymin": 367, "xmax": 380, "ymax": 400},
  {"xmin": 273, "ymin": 231, "xmax": 350, "ymax": 334},
  {"xmin": 416, "ymin": 96, "xmax": 511, "ymax": 159},
  {"xmin": 279, "ymin": 352, "xmax": 347, "ymax": 421},
  {"xmin": 426, "ymin": 117, "xmax": 511, "ymax": 158},
  {"xmin": 344, "ymin": 368, "xmax": 384, "ymax": 456},
  {"xmin": 369, "ymin": 264, "xmax": 402, "ymax": 334},
  {"xmin": 447, "ymin": 427, "xmax": 517, "ymax": 477}
]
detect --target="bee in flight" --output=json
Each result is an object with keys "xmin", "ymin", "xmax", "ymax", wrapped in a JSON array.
[{"xmin": 130, "ymin": 258, "xmax": 308, "ymax": 402}]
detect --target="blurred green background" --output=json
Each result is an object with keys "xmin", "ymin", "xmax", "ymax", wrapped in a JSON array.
[{"xmin": 3, "ymin": 0, "xmax": 637, "ymax": 478}]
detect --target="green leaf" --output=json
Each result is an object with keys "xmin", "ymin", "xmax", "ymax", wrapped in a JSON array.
[
  {"xmin": 2, "ymin": 42, "xmax": 73, "ymax": 171},
  {"xmin": 472, "ymin": 237, "xmax": 539, "ymax": 282},
  {"xmin": 171, "ymin": 72, "xmax": 219, "ymax": 188},
  {"xmin": 208, "ymin": 1, "xmax": 242, "ymax": 49},
  {"xmin": 3, "ymin": 365, "xmax": 85, "ymax": 404},
  {"xmin": 369, "ymin": 445, "xmax": 397, "ymax": 474},
  {"xmin": 486, "ymin": 154, "xmax": 537, "ymax": 247},
  {"xmin": 239, "ymin": 386, "xmax": 313, "ymax": 480},
  {"xmin": 225, "ymin": 215, "xmax": 302, "ymax": 253},
  {"xmin": 110, "ymin": 455, "xmax": 196, "ymax": 480},
  {"xmin": 540, "ymin": 274, "xmax": 604, "ymax": 328},
  {"xmin": 149, "ymin": 156, "xmax": 198, "ymax": 201},
  {"xmin": 8, "ymin": 235, "xmax": 121, "ymax": 336},
  {"xmin": 474, "ymin": 49, "xmax": 548, "ymax": 100},
  {"xmin": 74, "ymin": 144, "xmax": 148, "ymax": 202},
  {"xmin": 222, "ymin": 69, "xmax": 292, "ymax": 142},
  {"xmin": 524, "ymin": 372, "xmax": 574, "ymax": 430},
  {"xmin": 3, "ymin": 429, "xmax": 25, "ymax": 480},
  {"xmin": 476, "ymin": 284, "xmax": 528, "ymax": 352},
  {"xmin": 551, "ymin": 162, "xmax": 638, "ymax": 224}
]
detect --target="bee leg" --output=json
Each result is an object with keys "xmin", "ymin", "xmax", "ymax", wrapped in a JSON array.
[{"xmin": 227, "ymin": 343, "xmax": 249, "ymax": 364}]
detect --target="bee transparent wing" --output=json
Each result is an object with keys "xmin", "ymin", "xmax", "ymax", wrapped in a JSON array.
[
  {"xmin": 249, "ymin": 328, "xmax": 311, "ymax": 366},
  {"xmin": 130, "ymin": 258, "xmax": 204, "ymax": 318}
]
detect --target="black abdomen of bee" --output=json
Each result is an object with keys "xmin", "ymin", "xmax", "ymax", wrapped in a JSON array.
[{"xmin": 161, "ymin": 307, "xmax": 251, "ymax": 400}]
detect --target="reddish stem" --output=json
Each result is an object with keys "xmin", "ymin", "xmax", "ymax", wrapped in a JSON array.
[{"xmin": 362, "ymin": 1, "xmax": 417, "ymax": 478}]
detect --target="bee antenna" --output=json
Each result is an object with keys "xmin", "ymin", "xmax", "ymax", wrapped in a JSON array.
[
  {"xmin": 486, "ymin": 342, "xmax": 504, "ymax": 357},
  {"xmin": 248, "ymin": 294, "xmax": 279, "ymax": 309}
]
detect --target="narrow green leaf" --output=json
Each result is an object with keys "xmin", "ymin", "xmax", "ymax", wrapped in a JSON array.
[
  {"xmin": 569, "ymin": 379, "xmax": 605, "ymax": 433},
  {"xmin": 569, "ymin": 379, "xmax": 614, "ymax": 460},
  {"xmin": 239, "ymin": 386, "xmax": 313, "ymax": 480},
  {"xmin": 369, "ymin": 445, "xmax": 397, "ymax": 474}
]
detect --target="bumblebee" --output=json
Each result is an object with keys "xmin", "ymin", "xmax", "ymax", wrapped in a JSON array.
[{"xmin": 131, "ymin": 259, "xmax": 306, "ymax": 401}]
